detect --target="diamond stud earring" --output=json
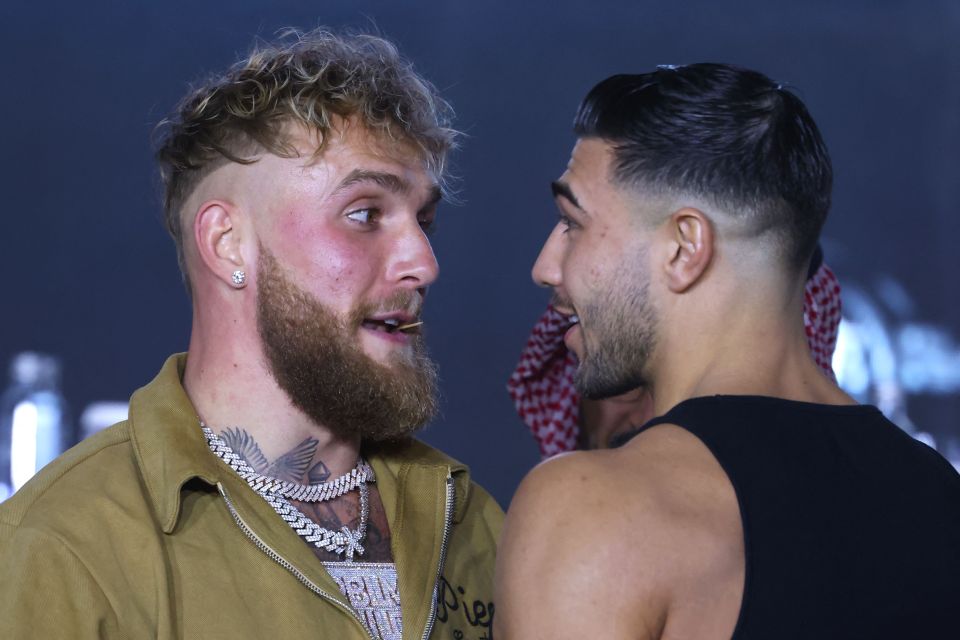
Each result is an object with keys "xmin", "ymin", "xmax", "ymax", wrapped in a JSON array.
[{"xmin": 231, "ymin": 270, "xmax": 247, "ymax": 288}]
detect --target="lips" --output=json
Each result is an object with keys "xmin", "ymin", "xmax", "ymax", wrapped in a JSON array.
[
  {"xmin": 361, "ymin": 313, "xmax": 421, "ymax": 335},
  {"xmin": 552, "ymin": 307, "xmax": 580, "ymax": 327},
  {"xmin": 562, "ymin": 314, "xmax": 582, "ymax": 352}
]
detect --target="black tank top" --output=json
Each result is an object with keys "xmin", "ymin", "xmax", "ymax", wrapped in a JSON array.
[{"xmin": 615, "ymin": 396, "xmax": 960, "ymax": 638}]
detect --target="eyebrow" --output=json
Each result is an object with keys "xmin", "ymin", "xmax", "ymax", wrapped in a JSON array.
[
  {"xmin": 334, "ymin": 169, "xmax": 410, "ymax": 196},
  {"xmin": 551, "ymin": 180, "xmax": 583, "ymax": 211},
  {"xmin": 422, "ymin": 185, "xmax": 443, "ymax": 211},
  {"xmin": 334, "ymin": 169, "xmax": 443, "ymax": 209}
]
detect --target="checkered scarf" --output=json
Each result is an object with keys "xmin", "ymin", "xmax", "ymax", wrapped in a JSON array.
[{"xmin": 507, "ymin": 263, "xmax": 843, "ymax": 458}]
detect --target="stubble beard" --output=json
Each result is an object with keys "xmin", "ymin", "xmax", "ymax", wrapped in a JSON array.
[
  {"xmin": 574, "ymin": 263, "xmax": 659, "ymax": 401},
  {"xmin": 256, "ymin": 248, "xmax": 439, "ymax": 444}
]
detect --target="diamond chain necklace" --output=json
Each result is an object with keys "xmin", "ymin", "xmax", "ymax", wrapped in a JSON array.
[
  {"xmin": 199, "ymin": 424, "xmax": 374, "ymax": 501},
  {"xmin": 201, "ymin": 424, "xmax": 371, "ymax": 561}
]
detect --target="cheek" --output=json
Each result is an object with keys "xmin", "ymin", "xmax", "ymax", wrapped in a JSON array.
[
  {"xmin": 565, "ymin": 243, "xmax": 605, "ymax": 290},
  {"xmin": 578, "ymin": 230, "xmax": 626, "ymax": 288},
  {"xmin": 273, "ymin": 216, "xmax": 375, "ymax": 299}
]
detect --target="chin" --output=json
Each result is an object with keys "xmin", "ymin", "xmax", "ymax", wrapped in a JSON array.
[
  {"xmin": 364, "ymin": 347, "xmax": 399, "ymax": 368},
  {"xmin": 367, "ymin": 342, "xmax": 415, "ymax": 369},
  {"xmin": 576, "ymin": 366, "xmax": 645, "ymax": 401}
]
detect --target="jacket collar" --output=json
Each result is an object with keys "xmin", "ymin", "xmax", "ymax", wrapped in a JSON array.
[
  {"xmin": 128, "ymin": 354, "xmax": 224, "ymax": 533},
  {"xmin": 128, "ymin": 353, "xmax": 474, "ymax": 532}
]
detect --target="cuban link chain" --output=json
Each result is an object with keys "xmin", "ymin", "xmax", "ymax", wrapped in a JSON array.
[{"xmin": 202, "ymin": 424, "xmax": 371, "ymax": 561}]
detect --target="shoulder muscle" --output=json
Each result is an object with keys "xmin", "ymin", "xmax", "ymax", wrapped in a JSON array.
[{"xmin": 494, "ymin": 451, "xmax": 669, "ymax": 639}]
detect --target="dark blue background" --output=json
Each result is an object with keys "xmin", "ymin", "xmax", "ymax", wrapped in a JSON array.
[{"xmin": 2, "ymin": 0, "xmax": 958, "ymax": 507}]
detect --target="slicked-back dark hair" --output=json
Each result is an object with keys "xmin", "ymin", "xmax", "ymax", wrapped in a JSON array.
[{"xmin": 574, "ymin": 63, "xmax": 832, "ymax": 268}]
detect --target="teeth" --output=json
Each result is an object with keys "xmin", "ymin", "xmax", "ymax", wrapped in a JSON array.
[
  {"xmin": 570, "ymin": 315, "xmax": 580, "ymax": 324},
  {"xmin": 366, "ymin": 317, "xmax": 418, "ymax": 334}
]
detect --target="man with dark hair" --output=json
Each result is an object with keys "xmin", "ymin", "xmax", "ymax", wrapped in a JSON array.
[
  {"xmin": 495, "ymin": 63, "xmax": 960, "ymax": 638},
  {"xmin": 509, "ymin": 250, "xmax": 842, "ymax": 454},
  {"xmin": 0, "ymin": 30, "xmax": 501, "ymax": 639}
]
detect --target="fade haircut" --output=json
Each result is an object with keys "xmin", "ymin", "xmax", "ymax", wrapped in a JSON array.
[
  {"xmin": 574, "ymin": 63, "xmax": 832, "ymax": 268},
  {"xmin": 155, "ymin": 28, "xmax": 457, "ymax": 284}
]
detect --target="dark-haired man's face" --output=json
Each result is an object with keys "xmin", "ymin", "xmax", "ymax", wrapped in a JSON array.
[{"xmin": 532, "ymin": 138, "xmax": 661, "ymax": 399}]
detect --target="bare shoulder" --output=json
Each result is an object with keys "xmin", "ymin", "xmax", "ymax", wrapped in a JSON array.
[
  {"xmin": 495, "ymin": 449, "xmax": 663, "ymax": 639},
  {"xmin": 503, "ymin": 423, "xmax": 740, "ymax": 555},
  {"xmin": 494, "ymin": 425, "xmax": 743, "ymax": 640}
]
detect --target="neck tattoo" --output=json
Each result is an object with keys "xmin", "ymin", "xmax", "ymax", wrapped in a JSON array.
[{"xmin": 201, "ymin": 422, "xmax": 374, "ymax": 562}]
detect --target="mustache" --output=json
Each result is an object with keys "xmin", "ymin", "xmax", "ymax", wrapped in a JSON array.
[
  {"xmin": 549, "ymin": 293, "xmax": 574, "ymax": 311},
  {"xmin": 353, "ymin": 290, "xmax": 423, "ymax": 322}
]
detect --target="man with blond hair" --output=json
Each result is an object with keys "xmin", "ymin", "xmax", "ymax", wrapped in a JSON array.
[{"xmin": 0, "ymin": 30, "xmax": 501, "ymax": 639}]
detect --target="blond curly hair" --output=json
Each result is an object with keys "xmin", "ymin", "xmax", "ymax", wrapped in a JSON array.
[{"xmin": 155, "ymin": 29, "xmax": 457, "ymax": 281}]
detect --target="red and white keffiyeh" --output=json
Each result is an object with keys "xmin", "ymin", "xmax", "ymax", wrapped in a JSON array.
[
  {"xmin": 803, "ymin": 263, "xmax": 843, "ymax": 377},
  {"xmin": 507, "ymin": 263, "xmax": 843, "ymax": 459},
  {"xmin": 506, "ymin": 306, "xmax": 582, "ymax": 458}
]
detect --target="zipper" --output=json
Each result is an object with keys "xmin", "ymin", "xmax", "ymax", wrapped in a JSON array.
[
  {"xmin": 421, "ymin": 468, "xmax": 456, "ymax": 640},
  {"xmin": 216, "ymin": 482, "xmax": 373, "ymax": 640}
]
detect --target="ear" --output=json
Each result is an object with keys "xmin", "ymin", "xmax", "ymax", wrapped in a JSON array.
[
  {"xmin": 193, "ymin": 200, "xmax": 249, "ymax": 290},
  {"xmin": 663, "ymin": 207, "xmax": 713, "ymax": 293}
]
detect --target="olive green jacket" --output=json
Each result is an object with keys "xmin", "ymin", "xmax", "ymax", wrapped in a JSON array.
[{"xmin": 0, "ymin": 355, "xmax": 503, "ymax": 639}]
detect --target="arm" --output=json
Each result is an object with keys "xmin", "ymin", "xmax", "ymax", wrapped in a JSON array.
[
  {"xmin": 493, "ymin": 452, "xmax": 669, "ymax": 640},
  {"xmin": 0, "ymin": 524, "xmax": 119, "ymax": 638}
]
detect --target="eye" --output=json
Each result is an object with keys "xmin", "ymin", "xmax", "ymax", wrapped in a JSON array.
[
  {"xmin": 346, "ymin": 208, "xmax": 379, "ymax": 225},
  {"xmin": 559, "ymin": 214, "xmax": 580, "ymax": 233},
  {"xmin": 418, "ymin": 210, "xmax": 437, "ymax": 235}
]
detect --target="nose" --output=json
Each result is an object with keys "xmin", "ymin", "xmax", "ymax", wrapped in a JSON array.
[
  {"xmin": 387, "ymin": 221, "xmax": 440, "ymax": 288},
  {"xmin": 531, "ymin": 223, "xmax": 565, "ymax": 288}
]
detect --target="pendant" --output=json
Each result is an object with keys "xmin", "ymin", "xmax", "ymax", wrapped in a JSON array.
[{"xmin": 341, "ymin": 525, "xmax": 365, "ymax": 562}]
